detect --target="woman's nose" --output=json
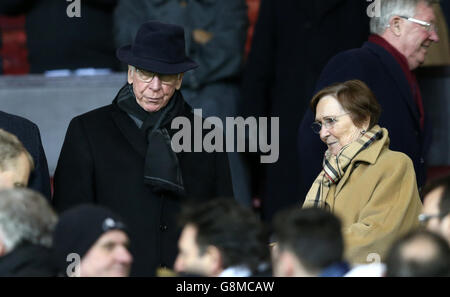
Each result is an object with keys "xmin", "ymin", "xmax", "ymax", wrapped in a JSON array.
[{"xmin": 319, "ymin": 124, "xmax": 330, "ymax": 140}]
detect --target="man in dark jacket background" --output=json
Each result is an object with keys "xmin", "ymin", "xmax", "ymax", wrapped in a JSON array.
[{"xmin": 52, "ymin": 21, "xmax": 234, "ymax": 276}]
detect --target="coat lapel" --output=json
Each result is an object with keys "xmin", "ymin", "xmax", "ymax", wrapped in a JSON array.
[
  {"xmin": 334, "ymin": 128, "xmax": 389, "ymax": 196},
  {"xmin": 110, "ymin": 105, "xmax": 147, "ymax": 158},
  {"xmin": 335, "ymin": 161, "xmax": 356, "ymax": 197},
  {"xmin": 365, "ymin": 42, "xmax": 421, "ymax": 130}
]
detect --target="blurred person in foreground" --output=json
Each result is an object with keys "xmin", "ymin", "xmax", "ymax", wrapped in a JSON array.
[
  {"xmin": 52, "ymin": 204, "xmax": 132, "ymax": 277},
  {"xmin": 174, "ymin": 198, "xmax": 270, "ymax": 277},
  {"xmin": 272, "ymin": 207, "xmax": 349, "ymax": 277},
  {"xmin": 420, "ymin": 173, "xmax": 450, "ymax": 244},
  {"xmin": 385, "ymin": 229, "xmax": 450, "ymax": 277},
  {"xmin": 0, "ymin": 188, "xmax": 57, "ymax": 276}
]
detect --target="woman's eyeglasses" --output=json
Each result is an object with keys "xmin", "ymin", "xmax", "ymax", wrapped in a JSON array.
[{"xmin": 311, "ymin": 113, "xmax": 349, "ymax": 134}]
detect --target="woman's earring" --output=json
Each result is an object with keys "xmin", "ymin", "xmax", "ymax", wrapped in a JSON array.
[{"xmin": 361, "ymin": 129, "xmax": 366, "ymax": 135}]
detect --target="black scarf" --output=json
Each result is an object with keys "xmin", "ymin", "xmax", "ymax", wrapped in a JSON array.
[{"xmin": 114, "ymin": 84, "xmax": 186, "ymax": 196}]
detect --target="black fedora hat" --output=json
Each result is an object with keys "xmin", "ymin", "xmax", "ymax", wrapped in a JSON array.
[{"xmin": 116, "ymin": 21, "xmax": 198, "ymax": 74}]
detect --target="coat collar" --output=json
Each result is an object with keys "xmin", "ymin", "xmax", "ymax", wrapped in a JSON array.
[
  {"xmin": 335, "ymin": 127, "xmax": 390, "ymax": 196},
  {"xmin": 363, "ymin": 41, "xmax": 421, "ymax": 130},
  {"xmin": 111, "ymin": 103, "xmax": 148, "ymax": 158},
  {"xmin": 109, "ymin": 88, "xmax": 192, "ymax": 159}
]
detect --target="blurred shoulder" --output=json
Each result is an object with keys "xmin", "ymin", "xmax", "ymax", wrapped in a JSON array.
[{"xmin": 0, "ymin": 110, "xmax": 38, "ymax": 131}]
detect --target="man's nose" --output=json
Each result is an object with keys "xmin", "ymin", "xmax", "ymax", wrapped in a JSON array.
[
  {"xmin": 148, "ymin": 75, "xmax": 162, "ymax": 90},
  {"xmin": 115, "ymin": 246, "xmax": 133, "ymax": 264},
  {"xmin": 173, "ymin": 255, "xmax": 184, "ymax": 273},
  {"xmin": 429, "ymin": 29, "xmax": 439, "ymax": 42}
]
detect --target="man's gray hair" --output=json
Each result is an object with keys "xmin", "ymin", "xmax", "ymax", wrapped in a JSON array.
[
  {"xmin": 0, "ymin": 189, "xmax": 58, "ymax": 253},
  {"xmin": 370, "ymin": 0, "xmax": 436, "ymax": 35},
  {"xmin": 0, "ymin": 128, "xmax": 34, "ymax": 171}
]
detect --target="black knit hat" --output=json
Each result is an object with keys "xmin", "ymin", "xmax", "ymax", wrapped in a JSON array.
[
  {"xmin": 116, "ymin": 20, "xmax": 198, "ymax": 74},
  {"xmin": 52, "ymin": 204, "xmax": 128, "ymax": 273}
]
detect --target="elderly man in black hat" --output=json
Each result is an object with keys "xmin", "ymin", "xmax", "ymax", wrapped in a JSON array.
[{"xmin": 52, "ymin": 21, "xmax": 234, "ymax": 276}]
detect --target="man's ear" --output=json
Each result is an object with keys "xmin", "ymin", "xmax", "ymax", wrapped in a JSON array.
[
  {"xmin": 440, "ymin": 214, "xmax": 450, "ymax": 244},
  {"xmin": 0, "ymin": 234, "xmax": 7, "ymax": 257},
  {"xmin": 205, "ymin": 245, "xmax": 223, "ymax": 276},
  {"xmin": 279, "ymin": 251, "xmax": 296, "ymax": 277},
  {"xmin": 389, "ymin": 16, "xmax": 402, "ymax": 36},
  {"xmin": 127, "ymin": 66, "xmax": 134, "ymax": 84},
  {"xmin": 175, "ymin": 73, "xmax": 184, "ymax": 90}
]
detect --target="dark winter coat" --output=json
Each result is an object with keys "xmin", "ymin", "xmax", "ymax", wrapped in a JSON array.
[
  {"xmin": 52, "ymin": 90, "xmax": 233, "ymax": 276},
  {"xmin": 0, "ymin": 243, "xmax": 56, "ymax": 277}
]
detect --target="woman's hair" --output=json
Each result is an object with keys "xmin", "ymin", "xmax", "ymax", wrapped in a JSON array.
[{"xmin": 310, "ymin": 80, "xmax": 382, "ymax": 129}]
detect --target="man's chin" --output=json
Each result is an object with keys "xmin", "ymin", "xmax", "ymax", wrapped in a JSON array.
[
  {"xmin": 143, "ymin": 103, "xmax": 162, "ymax": 113},
  {"xmin": 410, "ymin": 60, "xmax": 422, "ymax": 71},
  {"xmin": 416, "ymin": 59, "xmax": 425, "ymax": 68}
]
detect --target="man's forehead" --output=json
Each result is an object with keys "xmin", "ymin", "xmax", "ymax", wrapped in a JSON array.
[
  {"xmin": 413, "ymin": 2, "xmax": 436, "ymax": 21},
  {"xmin": 98, "ymin": 230, "xmax": 129, "ymax": 243},
  {"xmin": 131, "ymin": 65, "xmax": 182, "ymax": 75}
]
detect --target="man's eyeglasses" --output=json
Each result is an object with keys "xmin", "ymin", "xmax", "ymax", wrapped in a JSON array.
[
  {"xmin": 418, "ymin": 213, "xmax": 446, "ymax": 224},
  {"xmin": 134, "ymin": 67, "xmax": 180, "ymax": 85},
  {"xmin": 399, "ymin": 16, "xmax": 438, "ymax": 33},
  {"xmin": 311, "ymin": 113, "xmax": 349, "ymax": 134}
]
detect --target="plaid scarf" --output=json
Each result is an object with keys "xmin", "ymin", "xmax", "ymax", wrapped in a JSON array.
[{"xmin": 303, "ymin": 125, "xmax": 383, "ymax": 209}]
